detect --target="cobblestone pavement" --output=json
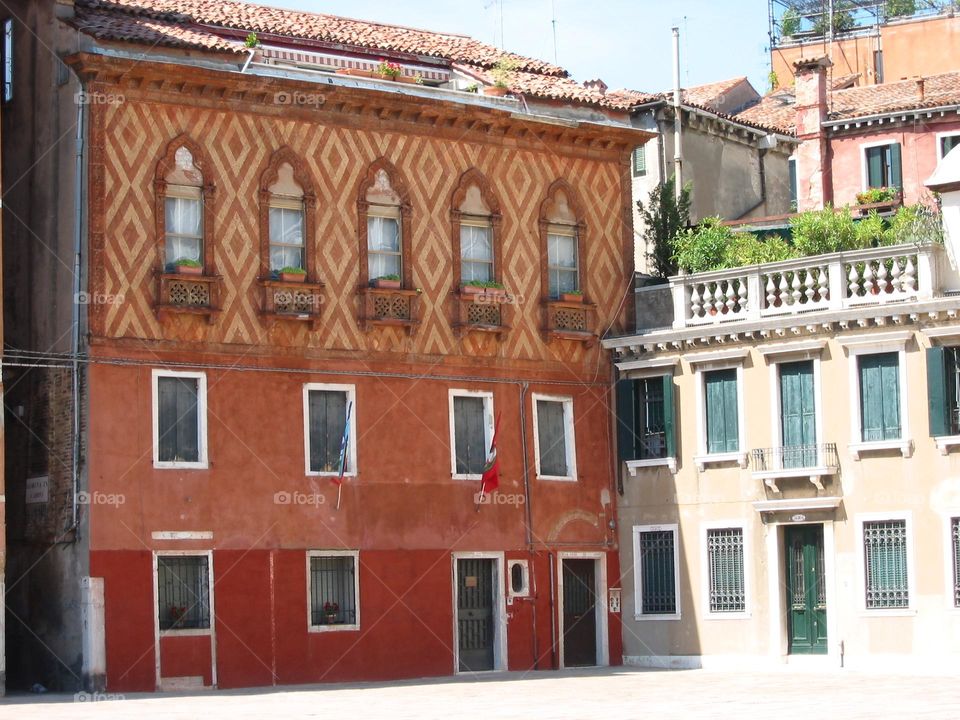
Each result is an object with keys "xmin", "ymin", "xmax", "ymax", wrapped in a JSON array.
[{"xmin": 2, "ymin": 666, "xmax": 959, "ymax": 719}]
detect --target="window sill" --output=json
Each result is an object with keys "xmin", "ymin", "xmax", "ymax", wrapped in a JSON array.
[
  {"xmin": 308, "ymin": 623, "xmax": 360, "ymax": 633},
  {"xmin": 849, "ymin": 439, "xmax": 913, "ymax": 460},
  {"xmin": 452, "ymin": 473, "xmax": 482, "ymax": 481},
  {"xmin": 626, "ymin": 458, "xmax": 677, "ymax": 475},
  {"xmin": 858, "ymin": 608, "xmax": 916, "ymax": 618},
  {"xmin": 703, "ymin": 612, "xmax": 751, "ymax": 621},
  {"xmin": 154, "ymin": 461, "xmax": 209, "ymax": 470},
  {"xmin": 633, "ymin": 613, "xmax": 681, "ymax": 622},
  {"xmin": 934, "ymin": 435, "xmax": 960, "ymax": 455},
  {"xmin": 536, "ymin": 474, "xmax": 577, "ymax": 482},
  {"xmin": 158, "ymin": 627, "xmax": 212, "ymax": 637},
  {"xmin": 306, "ymin": 471, "xmax": 356, "ymax": 478},
  {"xmin": 693, "ymin": 452, "xmax": 748, "ymax": 472}
]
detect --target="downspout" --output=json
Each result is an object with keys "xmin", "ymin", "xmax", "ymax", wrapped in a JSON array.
[
  {"xmin": 240, "ymin": 48, "xmax": 255, "ymax": 73},
  {"xmin": 519, "ymin": 381, "xmax": 533, "ymax": 548},
  {"xmin": 671, "ymin": 26, "xmax": 683, "ymax": 195},
  {"xmin": 70, "ymin": 88, "xmax": 85, "ymax": 535}
]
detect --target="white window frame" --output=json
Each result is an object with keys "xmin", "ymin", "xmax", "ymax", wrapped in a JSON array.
[
  {"xmin": 459, "ymin": 216, "xmax": 495, "ymax": 283},
  {"xmin": 944, "ymin": 512, "xmax": 960, "ymax": 612},
  {"xmin": 268, "ymin": 195, "xmax": 306, "ymax": 272},
  {"xmin": 507, "ymin": 559, "xmax": 530, "ymax": 599},
  {"xmin": 859, "ymin": 139, "xmax": 901, "ymax": 191},
  {"xmin": 546, "ymin": 224, "xmax": 580, "ymax": 298},
  {"xmin": 531, "ymin": 393, "xmax": 577, "ymax": 482},
  {"xmin": 632, "ymin": 523, "xmax": 681, "ymax": 621},
  {"xmin": 936, "ymin": 131, "xmax": 960, "ymax": 160},
  {"xmin": 164, "ymin": 185, "xmax": 204, "ymax": 268},
  {"xmin": 306, "ymin": 549, "xmax": 360, "ymax": 632},
  {"xmin": 152, "ymin": 369, "xmax": 208, "ymax": 470},
  {"xmin": 367, "ymin": 205, "xmax": 402, "ymax": 281},
  {"xmin": 690, "ymin": 349, "xmax": 749, "ymax": 471},
  {"xmin": 302, "ymin": 383, "xmax": 357, "ymax": 478},
  {"xmin": 153, "ymin": 549, "xmax": 215, "ymax": 638},
  {"xmin": 838, "ymin": 332, "xmax": 912, "ymax": 459},
  {"xmin": 448, "ymin": 389, "xmax": 494, "ymax": 480},
  {"xmin": 700, "ymin": 520, "xmax": 751, "ymax": 620},
  {"xmin": 855, "ymin": 512, "xmax": 916, "ymax": 616}
]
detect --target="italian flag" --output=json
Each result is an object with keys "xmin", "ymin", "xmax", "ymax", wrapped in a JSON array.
[{"xmin": 479, "ymin": 412, "xmax": 501, "ymax": 496}]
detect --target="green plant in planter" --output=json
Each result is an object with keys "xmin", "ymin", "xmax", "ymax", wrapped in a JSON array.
[
  {"xmin": 562, "ymin": 289, "xmax": 583, "ymax": 296},
  {"xmin": 463, "ymin": 280, "xmax": 505, "ymax": 289},
  {"xmin": 853, "ymin": 211, "xmax": 886, "ymax": 249},
  {"xmin": 377, "ymin": 274, "xmax": 401, "ymax": 281},
  {"xmin": 673, "ymin": 217, "xmax": 735, "ymax": 273},
  {"xmin": 376, "ymin": 60, "xmax": 402, "ymax": 79},
  {"xmin": 722, "ymin": 233, "xmax": 795, "ymax": 267},
  {"xmin": 278, "ymin": 266, "xmax": 306, "ymax": 275},
  {"xmin": 639, "ymin": 176, "xmax": 692, "ymax": 279},
  {"xmin": 172, "ymin": 257, "xmax": 201, "ymax": 268},
  {"xmin": 790, "ymin": 205, "xmax": 857, "ymax": 256},
  {"xmin": 244, "ymin": 33, "xmax": 259, "ymax": 48},
  {"xmin": 465, "ymin": 83, "xmax": 480, "ymax": 93},
  {"xmin": 780, "ymin": 7, "xmax": 801, "ymax": 37},
  {"xmin": 491, "ymin": 57, "xmax": 519, "ymax": 89},
  {"xmin": 883, "ymin": 203, "xmax": 943, "ymax": 246},
  {"xmin": 856, "ymin": 186, "xmax": 898, "ymax": 205}
]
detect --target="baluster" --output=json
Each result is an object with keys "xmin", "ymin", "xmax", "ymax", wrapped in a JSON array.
[
  {"xmin": 903, "ymin": 256, "xmax": 917, "ymax": 293},
  {"xmin": 862, "ymin": 263, "xmax": 875, "ymax": 296},
  {"xmin": 690, "ymin": 283, "xmax": 703, "ymax": 317},
  {"xmin": 791, "ymin": 271, "xmax": 802, "ymax": 304},
  {"xmin": 713, "ymin": 283, "xmax": 724, "ymax": 316},
  {"xmin": 765, "ymin": 274, "xmax": 776, "ymax": 308},
  {"xmin": 738, "ymin": 276, "xmax": 748, "ymax": 312},
  {"xmin": 848, "ymin": 263, "xmax": 860, "ymax": 297},
  {"xmin": 804, "ymin": 268, "xmax": 816, "ymax": 303},
  {"xmin": 725, "ymin": 280, "xmax": 737, "ymax": 313},
  {"xmin": 876, "ymin": 261, "xmax": 889, "ymax": 294},
  {"xmin": 890, "ymin": 256, "xmax": 902, "ymax": 294},
  {"xmin": 778, "ymin": 273, "xmax": 790, "ymax": 307}
]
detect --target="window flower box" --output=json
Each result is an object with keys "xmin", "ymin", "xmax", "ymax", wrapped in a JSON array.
[{"xmin": 371, "ymin": 276, "xmax": 402, "ymax": 290}]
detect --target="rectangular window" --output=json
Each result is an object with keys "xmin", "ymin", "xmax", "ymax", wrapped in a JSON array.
[
  {"xmin": 157, "ymin": 555, "xmax": 210, "ymax": 630},
  {"xmin": 534, "ymin": 395, "xmax": 575, "ymax": 480},
  {"xmin": 863, "ymin": 519, "xmax": 909, "ymax": 609},
  {"xmin": 635, "ymin": 525, "xmax": 678, "ymax": 617},
  {"xmin": 704, "ymin": 368, "xmax": 739, "ymax": 454},
  {"xmin": 304, "ymin": 385, "xmax": 355, "ymax": 475},
  {"xmin": 2, "ymin": 18, "xmax": 11, "ymax": 103},
  {"xmin": 788, "ymin": 157, "xmax": 798, "ymax": 212},
  {"xmin": 547, "ymin": 228, "xmax": 579, "ymax": 298},
  {"xmin": 616, "ymin": 375, "xmax": 675, "ymax": 464},
  {"xmin": 636, "ymin": 377, "xmax": 666, "ymax": 459},
  {"xmin": 269, "ymin": 202, "xmax": 304, "ymax": 271},
  {"xmin": 952, "ymin": 517, "xmax": 960, "ymax": 608},
  {"xmin": 927, "ymin": 346, "xmax": 960, "ymax": 437},
  {"xmin": 367, "ymin": 213, "xmax": 401, "ymax": 281},
  {"xmin": 706, "ymin": 527, "xmax": 745, "ymax": 614},
  {"xmin": 450, "ymin": 391, "xmax": 493, "ymax": 477},
  {"xmin": 864, "ymin": 143, "xmax": 902, "ymax": 190},
  {"xmin": 858, "ymin": 352, "xmax": 901, "ymax": 442},
  {"xmin": 164, "ymin": 190, "xmax": 203, "ymax": 268},
  {"xmin": 940, "ymin": 134, "xmax": 960, "ymax": 160},
  {"xmin": 632, "ymin": 144, "xmax": 647, "ymax": 177},
  {"xmin": 460, "ymin": 222, "xmax": 494, "ymax": 283},
  {"xmin": 153, "ymin": 371, "xmax": 206, "ymax": 468},
  {"xmin": 308, "ymin": 552, "xmax": 359, "ymax": 629}
]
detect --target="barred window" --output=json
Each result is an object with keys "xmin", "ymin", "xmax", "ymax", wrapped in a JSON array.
[
  {"xmin": 157, "ymin": 555, "xmax": 210, "ymax": 630},
  {"xmin": 706, "ymin": 527, "xmax": 745, "ymax": 613},
  {"xmin": 863, "ymin": 519, "xmax": 909, "ymax": 609},
  {"xmin": 953, "ymin": 518, "xmax": 960, "ymax": 608},
  {"xmin": 636, "ymin": 527, "xmax": 677, "ymax": 616},
  {"xmin": 309, "ymin": 553, "xmax": 358, "ymax": 628}
]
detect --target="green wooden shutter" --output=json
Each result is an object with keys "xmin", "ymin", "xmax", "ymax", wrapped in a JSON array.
[
  {"xmin": 860, "ymin": 353, "xmax": 900, "ymax": 441},
  {"xmin": 157, "ymin": 377, "xmax": 178, "ymax": 462},
  {"xmin": 706, "ymin": 369, "xmax": 738, "ymax": 454},
  {"xmin": 616, "ymin": 379, "xmax": 639, "ymax": 462},
  {"xmin": 175, "ymin": 378, "xmax": 200, "ymax": 463},
  {"xmin": 662, "ymin": 375, "xmax": 676, "ymax": 460},
  {"xmin": 889, "ymin": 143, "xmax": 902, "ymax": 190},
  {"xmin": 454, "ymin": 395, "xmax": 486, "ymax": 474},
  {"xmin": 879, "ymin": 356, "xmax": 901, "ymax": 440},
  {"xmin": 927, "ymin": 347, "xmax": 949, "ymax": 438},
  {"xmin": 788, "ymin": 158, "xmax": 798, "ymax": 211},
  {"xmin": 633, "ymin": 145, "xmax": 647, "ymax": 177},
  {"xmin": 722, "ymin": 373, "xmax": 739, "ymax": 452},
  {"xmin": 866, "ymin": 146, "xmax": 883, "ymax": 188},
  {"xmin": 780, "ymin": 361, "xmax": 816, "ymax": 467}
]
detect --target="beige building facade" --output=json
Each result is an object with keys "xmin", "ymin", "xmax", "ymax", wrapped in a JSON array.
[{"xmin": 607, "ymin": 152, "xmax": 960, "ymax": 670}]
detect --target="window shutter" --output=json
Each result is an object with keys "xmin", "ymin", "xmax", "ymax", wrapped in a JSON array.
[
  {"xmin": 537, "ymin": 400, "xmax": 568, "ymax": 476},
  {"xmin": 705, "ymin": 372, "xmax": 724, "ymax": 454},
  {"xmin": 308, "ymin": 391, "xmax": 327, "ymax": 472},
  {"xmin": 859, "ymin": 356, "xmax": 883, "ymax": 441},
  {"xmin": 879, "ymin": 355, "xmax": 901, "ymax": 440},
  {"xmin": 454, "ymin": 396, "xmax": 486, "ymax": 474},
  {"xmin": 927, "ymin": 347, "xmax": 949, "ymax": 438},
  {"xmin": 662, "ymin": 375, "xmax": 676, "ymax": 460},
  {"xmin": 157, "ymin": 377, "xmax": 179, "ymax": 462},
  {"xmin": 615, "ymin": 379, "xmax": 639, "ymax": 462},
  {"xmin": 867, "ymin": 147, "xmax": 883, "ymax": 188},
  {"xmin": 889, "ymin": 143, "xmax": 902, "ymax": 190},
  {"xmin": 633, "ymin": 145, "xmax": 647, "ymax": 177},
  {"xmin": 175, "ymin": 378, "xmax": 200, "ymax": 463},
  {"xmin": 722, "ymin": 373, "xmax": 739, "ymax": 452}
]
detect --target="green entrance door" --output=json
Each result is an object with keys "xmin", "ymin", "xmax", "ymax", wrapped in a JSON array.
[
  {"xmin": 780, "ymin": 361, "xmax": 816, "ymax": 468},
  {"xmin": 785, "ymin": 525, "xmax": 827, "ymax": 655}
]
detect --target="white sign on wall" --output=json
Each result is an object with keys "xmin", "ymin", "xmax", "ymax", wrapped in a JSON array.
[{"xmin": 25, "ymin": 476, "xmax": 49, "ymax": 504}]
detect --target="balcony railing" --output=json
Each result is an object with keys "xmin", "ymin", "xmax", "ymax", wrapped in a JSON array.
[
  {"xmin": 750, "ymin": 443, "xmax": 839, "ymax": 493},
  {"xmin": 670, "ymin": 243, "xmax": 943, "ymax": 329}
]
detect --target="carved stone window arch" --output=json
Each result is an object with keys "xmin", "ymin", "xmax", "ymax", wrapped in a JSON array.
[
  {"xmin": 357, "ymin": 159, "xmax": 412, "ymax": 288},
  {"xmin": 450, "ymin": 168, "xmax": 502, "ymax": 291},
  {"xmin": 153, "ymin": 135, "xmax": 221, "ymax": 322},
  {"xmin": 258, "ymin": 148, "xmax": 317, "ymax": 281}
]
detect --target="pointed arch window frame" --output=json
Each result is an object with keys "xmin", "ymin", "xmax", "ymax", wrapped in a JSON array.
[
  {"xmin": 449, "ymin": 168, "xmax": 503, "ymax": 292},
  {"xmin": 356, "ymin": 158, "xmax": 413, "ymax": 290},
  {"xmin": 258, "ymin": 147, "xmax": 318, "ymax": 282}
]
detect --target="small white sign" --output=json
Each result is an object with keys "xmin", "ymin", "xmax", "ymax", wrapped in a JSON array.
[
  {"xmin": 26, "ymin": 476, "xmax": 49, "ymax": 504},
  {"xmin": 791, "ymin": 513, "xmax": 807, "ymax": 523}
]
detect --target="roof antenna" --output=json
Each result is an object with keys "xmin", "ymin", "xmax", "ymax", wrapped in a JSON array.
[{"xmin": 551, "ymin": 0, "xmax": 558, "ymax": 64}]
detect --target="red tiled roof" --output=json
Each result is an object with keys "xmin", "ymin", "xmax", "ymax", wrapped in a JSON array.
[
  {"xmin": 74, "ymin": 0, "xmax": 565, "ymax": 75},
  {"xmin": 73, "ymin": 6, "xmax": 244, "ymax": 53},
  {"xmin": 735, "ymin": 70, "xmax": 960, "ymax": 134},
  {"xmin": 681, "ymin": 76, "xmax": 747, "ymax": 109}
]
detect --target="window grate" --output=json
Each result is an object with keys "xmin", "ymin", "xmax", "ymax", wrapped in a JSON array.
[
  {"xmin": 863, "ymin": 520, "xmax": 909, "ymax": 609},
  {"xmin": 310, "ymin": 555, "xmax": 357, "ymax": 626},
  {"xmin": 953, "ymin": 518, "xmax": 960, "ymax": 608},
  {"xmin": 638, "ymin": 530, "xmax": 677, "ymax": 615},
  {"xmin": 637, "ymin": 377, "xmax": 666, "ymax": 460},
  {"xmin": 157, "ymin": 555, "xmax": 210, "ymax": 630},
  {"xmin": 707, "ymin": 528, "xmax": 745, "ymax": 613}
]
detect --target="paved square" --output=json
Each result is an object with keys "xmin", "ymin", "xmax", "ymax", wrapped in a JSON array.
[{"xmin": 2, "ymin": 667, "xmax": 959, "ymax": 719}]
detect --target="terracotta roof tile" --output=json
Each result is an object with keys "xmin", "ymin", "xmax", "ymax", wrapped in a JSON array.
[
  {"xmin": 73, "ymin": 6, "xmax": 244, "ymax": 53},
  {"xmin": 734, "ymin": 89, "xmax": 797, "ymax": 134},
  {"xmin": 75, "ymin": 0, "xmax": 566, "ymax": 75},
  {"xmin": 680, "ymin": 76, "xmax": 747, "ymax": 109}
]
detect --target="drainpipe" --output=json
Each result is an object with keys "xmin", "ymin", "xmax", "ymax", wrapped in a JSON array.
[
  {"xmin": 548, "ymin": 551, "xmax": 557, "ymax": 668},
  {"xmin": 240, "ymin": 48, "xmax": 255, "ymax": 73},
  {"xmin": 671, "ymin": 26, "xmax": 683, "ymax": 196},
  {"xmin": 70, "ymin": 87, "xmax": 85, "ymax": 535},
  {"xmin": 519, "ymin": 382, "xmax": 533, "ymax": 548}
]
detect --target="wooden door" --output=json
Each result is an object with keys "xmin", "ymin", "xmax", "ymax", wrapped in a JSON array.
[
  {"xmin": 457, "ymin": 558, "xmax": 494, "ymax": 672},
  {"xmin": 785, "ymin": 525, "xmax": 828, "ymax": 655},
  {"xmin": 562, "ymin": 559, "xmax": 597, "ymax": 667}
]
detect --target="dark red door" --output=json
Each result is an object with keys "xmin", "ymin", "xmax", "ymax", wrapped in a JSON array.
[{"xmin": 562, "ymin": 559, "xmax": 597, "ymax": 667}]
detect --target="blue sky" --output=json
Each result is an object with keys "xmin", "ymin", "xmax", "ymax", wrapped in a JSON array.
[{"xmin": 251, "ymin": 0, "xmax": 773, "ymax": 94}]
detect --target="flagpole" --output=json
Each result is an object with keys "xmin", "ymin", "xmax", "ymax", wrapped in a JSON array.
[
  {"xmin": 336, "ymin": 482, "xmax": 343, "ymax": 511},
  {"xmin": 334, "ymin": 401, "xmax": 352, "ymax": 512}
]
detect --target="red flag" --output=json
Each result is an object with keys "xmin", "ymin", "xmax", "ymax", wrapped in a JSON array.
[{"xmin": 479, "ymin": 412, "xmax": 501, "ymax": 496}]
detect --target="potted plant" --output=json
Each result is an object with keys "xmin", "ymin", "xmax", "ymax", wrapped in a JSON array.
[
  {"xmin": 484, "ymin": 57, "xmax": 517, "ymax": 96},
  {"xmin": 372, "ymin": 274, "xmax": 401, "ymax": 290},
  {"xmin": 278, "ymin": 266, "xmax": 306, "ymax": 283},
  {"xmin": 170, "ymin": 605, "xmax": 187, "ymax": 629},
  {"xmin": 376, "ymin": 60, "xmax": 402, "ymax": 81},
  {"xmin": 323, "ymin": 601, "xmax": 339, "ymax": 624},
  {"xmin": 461, "ymin": 280, "xmax": 506, "ymax": 298},
  {"xmin": 244, "ymin": 32, "xmax": 259, "ymax": 49},
  {"xmin": 561, "ymin": 289, "xmax": 584, "ymax": 303},
  {"xmin": 855, "ymin": 186, "xmax": 898, "ymax": 205},
  {"xmin": 172, "ymin": 258, "xmax": 202, "ymax": 276}
]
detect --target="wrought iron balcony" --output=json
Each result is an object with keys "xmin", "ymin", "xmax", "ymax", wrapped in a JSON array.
[
  {"xmin": 750, "ymin": 443, "xmax": 839, "ymax": 493},
  {"xmin": 668, "ymin": 243, "xmax": 944, "ymax": 329}
]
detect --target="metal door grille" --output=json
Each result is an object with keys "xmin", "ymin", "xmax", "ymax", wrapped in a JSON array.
[
  {"xmin": 157, "ymin": 555, "xmax": 210, "ymax": 630},
  {"xmin": 953, "ymin": 518, "xmax": 960, "ymax": 608},
  {"xmin": 310, "ymin": 555, "xmax": 357, "ymax": 625},
  {"xmin": 863, "ymin": 520, "xmax": 909, "ymax": 609},
  {"xmin": 638, "ymin": 530, "xmax": 677, "ymax": 615},
  {"xmin": 790, "ymin": 538, "xmax": 805, "ymax": 608},
  {"xmin": 707, "ymin": 528, "xmax": 745, "ymax": 613}
]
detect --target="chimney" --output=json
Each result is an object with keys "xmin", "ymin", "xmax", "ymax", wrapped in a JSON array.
[
  {"xmin": 916, "ymin": 77, "xmax": 926, "ymax": 103},
  {"xmin": 584, "ymin": 78, "xmax": 607, "ymax": 95},
  {"xmin": 793, "ymin": 57, "xmax": 833, "ymax": 211}
]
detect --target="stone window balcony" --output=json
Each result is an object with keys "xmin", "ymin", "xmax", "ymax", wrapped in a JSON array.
[
  {"xmin": 453, "ymin": 289, "xmax": 511, "ymax": 338},
  {"xmin": 358, "ymin": 286, "xmax": 421, "ymax": 335},
  {"xmin": 542, "ymin": 298, "xmax": 597, "ymax": 346},
  {"xmin": 258, "ymin": 278, "xmax": 325, "ymax": 330},
  {"xmin": 750, "ymin": 443, "xmax": 840, "ymax": 493},
  {"xmin": 155, "ymin": 271, "xmax": 222, "ymax": 324}
]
